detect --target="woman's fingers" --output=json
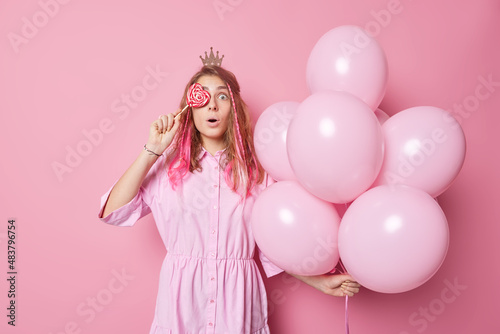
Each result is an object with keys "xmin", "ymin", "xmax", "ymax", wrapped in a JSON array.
[
  {"xmin": 340, "ymin": 280, "xmax": 360, "ymax": 296},
  {"xmin": 167, "ymin": 113, "xmax": 176, "ymax": 132},
  {"xmin": 342, "ymin": 281, "xmax": 361, "ymax": 288},
  {"xmin": 343, "ymin": 286, "xmax": 360, "ymax": 294},
  {"xmin": 157, "ymin": 113, "xmax": 177, "ymax": 133},
  {"xmin": 156, "ymin": 115, "xmax": 166, "ymax": 133}
]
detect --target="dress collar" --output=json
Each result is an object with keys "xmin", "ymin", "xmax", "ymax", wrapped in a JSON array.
[{"xmin": 198, "ymin": 146, "xmax": 228, "ymax": 160}]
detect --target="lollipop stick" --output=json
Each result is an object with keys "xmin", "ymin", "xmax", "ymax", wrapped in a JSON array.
[{"xmin": 175, "ymin": 104, "xmax": 189, "ymax": 119}]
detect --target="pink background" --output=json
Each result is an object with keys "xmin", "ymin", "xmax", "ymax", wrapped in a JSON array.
[{"xmin": 1, "ymin": 0, "xmax": 499, "ymax": 333}]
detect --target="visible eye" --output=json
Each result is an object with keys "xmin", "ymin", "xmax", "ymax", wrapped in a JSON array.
[{"xmin": 218, "ymin": 93, "xmax": 229, "ymax": 101}]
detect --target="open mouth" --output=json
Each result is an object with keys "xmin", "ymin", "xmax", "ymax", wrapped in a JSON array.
[{"xmin": 207, "ymin": 118, "xmax": 218, "ymax": 123}]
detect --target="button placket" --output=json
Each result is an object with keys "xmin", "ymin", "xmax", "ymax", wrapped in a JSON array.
[{"xmin": 206, "ymin": 154, "xmax": 221, "ymax": 333}]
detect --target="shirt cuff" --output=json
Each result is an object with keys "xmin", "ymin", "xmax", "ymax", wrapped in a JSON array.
[
  {"xmin": 98, "ymin": 185, "xmax": 151, "ymax": 227},
  {"xmin": 259, "ymin": 249, "xmax": 284, "ymax": 278}
]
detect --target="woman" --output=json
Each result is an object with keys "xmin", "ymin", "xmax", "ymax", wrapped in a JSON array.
[{"xmin": 99, "ymin": 63, "xmax": 360, "ymax": 333}]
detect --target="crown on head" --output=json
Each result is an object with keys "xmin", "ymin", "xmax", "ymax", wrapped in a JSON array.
[{"xmin": 200, "ymin": 47, "xmax": 224, "ymax": 67}]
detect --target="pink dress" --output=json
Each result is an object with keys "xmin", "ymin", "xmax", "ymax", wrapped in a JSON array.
[{"xmin": 98, "ymin": 148, "xmax": 283, "ymax": 334}]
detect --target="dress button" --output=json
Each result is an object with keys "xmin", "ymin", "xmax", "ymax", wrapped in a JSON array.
[
  {"xmin": 211, "ymin": 252, "xmax": 215, "ymax": 257},
  {"xmin": 213, "ymin": 205, "xmax": 217, "ymax": 210},
  {"xmin": 211, "ymin": 277, "xmax": 215, "ymax": 281},
  {"xmin": 211, "ymin": 230, "xmax": 216, "ymax": 234},
  {"xmin": 208, "ymin": 322, "xmax": 213, "ymax": 326},
  {"xmin": 213, "ymin": 184, "xmax": 218, "ymax": 188},
  {"xmin": 210, "ymin": 299, "xmax": 215, "ymax": 303}
]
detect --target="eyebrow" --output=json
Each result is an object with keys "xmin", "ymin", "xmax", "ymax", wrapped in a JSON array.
[{"xmin": 202, "ymin": 85, "xmax": 228, "ymax": 91}]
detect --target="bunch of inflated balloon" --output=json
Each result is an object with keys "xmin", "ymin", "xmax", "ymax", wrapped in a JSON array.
[{"xmin": 251, "ymin": 25, "xmax": 466, "ymax": 293}]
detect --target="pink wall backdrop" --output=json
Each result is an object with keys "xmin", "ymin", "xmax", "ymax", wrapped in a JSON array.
[{"xmin": 1, "ymin": 0, "xmax": 499, "ymax": 333}]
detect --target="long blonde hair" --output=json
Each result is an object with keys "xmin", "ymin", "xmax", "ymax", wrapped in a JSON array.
[{"xmin": 166, "ymin": 66, "xmax": 264, "ymax": 197}]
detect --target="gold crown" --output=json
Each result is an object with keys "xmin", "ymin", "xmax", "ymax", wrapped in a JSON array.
[{"xmin": 200, "ymin": 47, "xmax": 224, "ymax": 66}]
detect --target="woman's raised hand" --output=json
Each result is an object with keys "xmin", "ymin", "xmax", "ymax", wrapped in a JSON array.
[{"xmin": 146, "ymin": 109, "xmax": 183, "ymax": 156}]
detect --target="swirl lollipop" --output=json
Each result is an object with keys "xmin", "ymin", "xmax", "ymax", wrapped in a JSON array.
[{"xmin": 175, "ymin": 83, "xmax": 211, "ymax": 119}]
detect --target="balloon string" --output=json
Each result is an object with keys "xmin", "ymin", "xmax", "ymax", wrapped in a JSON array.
[
  {"xmin": 338, "ymin": 259, "xmax": 350, "ymax": 334},
  {"xmin": 341, "ymin": 203, "xmax": 351, "ymax": 334},
  {"xmin": 345, "ymin": 295, "xmax": 350, "ymax": 334}
]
